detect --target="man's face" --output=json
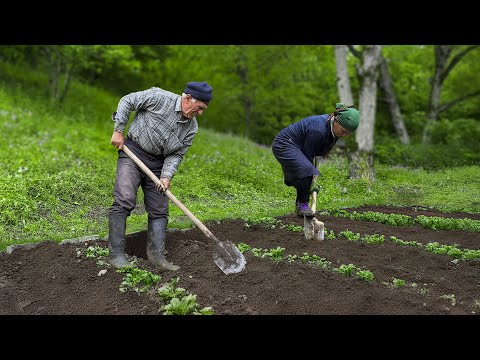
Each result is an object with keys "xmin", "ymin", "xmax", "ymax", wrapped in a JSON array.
[
  {"xmin": 333, "ymin": 119, "xmax": 352, "ymax": 138},
  {"xmin": 182, "ymin": 95, "xmax": 208, "ymax": 119}
]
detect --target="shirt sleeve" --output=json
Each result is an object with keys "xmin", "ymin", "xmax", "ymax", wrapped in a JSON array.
[
  {"xmin": 298, "ymin": 130, "xmax": 321, "ymax": 177},
  {"xmin": 303, "ymin": 130, "xmax": 323, "ymax": 163},
  {"xmin": 112, "ymin": 88, "xmax": 161, "ymax": 133},
  {"xmin": 161, "ymin": 121, "xmax": 198, "ymax": 179}
]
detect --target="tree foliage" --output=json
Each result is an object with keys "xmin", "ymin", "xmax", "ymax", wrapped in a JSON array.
[{"xmin": 1, "ymin": 44, "xmax": 479, "ymax": 155}]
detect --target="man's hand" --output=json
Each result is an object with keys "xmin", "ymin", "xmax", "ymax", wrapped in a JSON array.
[
  {"xmin": 156, "ymin": 177, "xmax": 170, "ymax": 193},
  {"xmin": 111, "ymin": 131, "xmax": 124, "ymax": 149}
]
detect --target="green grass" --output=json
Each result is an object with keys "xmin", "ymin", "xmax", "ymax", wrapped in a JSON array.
[
  {"xmin": 1, "ymin": 61, "xmax": 479, "ymax": 251},
  {"xmin": 303, "ymin": 157, "xmax": 480, "ymax": 213}
]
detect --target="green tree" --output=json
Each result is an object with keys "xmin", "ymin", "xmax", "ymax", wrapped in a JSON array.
[
  {"xmin": 423, "ymin": 45, "xmax": 480, "ymax": 143},
  {"xmin": 161, "ymin": 45, "xmax": 337, "ymax": 145},
  {"xmin": 18, "ymin": 45, "xmax": 140, "ymax": 106}
]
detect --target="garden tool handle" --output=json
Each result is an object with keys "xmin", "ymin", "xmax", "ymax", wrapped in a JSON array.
[
  {"xmin": 121, "ymin": 145, "xmax": 220, "ymax": 244},
  {"xmin": 311, "ymin": 178, "xmax": 318, "ymax": 213},
  {"xmin": 310, "ymin": 156, "xmax": 321, "ymax": 213}
]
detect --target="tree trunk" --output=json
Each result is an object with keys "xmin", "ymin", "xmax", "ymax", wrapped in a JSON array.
[
  {"xmin": 42, "ymin": 45, "xmax": 65, "ymax": 107},
  {"xmin": 236, "ymin": 46, "xmax": 253, "ymax": 138},
  {"xmin": 379, "ymin": 55, "xmax": 410, "ymax": 144},
  {"xmin": 58, "ymin": 65, "xmax": 72, "ymax": 105},
  {"xmin": 50, "ymin": 59, "xmax": 61, "ymax": 107},
  {"xmin": 423, "ymin": 45, "xmax": 479, "ymax": 143},
  {"xmin": 357, "ymin": 75, "xmax": 377, "ymax": 151},
  {"xmin": 423, "ymin": 45, "xmax": 451, "ymax": 143},
  {"xmin": 356, "ymin": 45, "xmax": 382, "ymax": 152},
  {"xmin": 334, "ymin": 45, "xmax": 357, "ymax": 158},
  {"xmin": 353, "ymin": 45, "xmax": 383, "ymax": 181},
  {"xmin": 334, "ymin": 45, "xmax": 354, "ymax": 105}
]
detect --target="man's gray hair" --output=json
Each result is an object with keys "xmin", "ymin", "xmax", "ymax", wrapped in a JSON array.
[{"xmin": 182, "ymin": 93, "xmax": 198, "ymax": 102}]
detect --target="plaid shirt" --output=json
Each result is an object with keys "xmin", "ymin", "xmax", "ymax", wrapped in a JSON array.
[{"xmin": 112, "ymin": 87, "xmax": 198, "ymax": 179}]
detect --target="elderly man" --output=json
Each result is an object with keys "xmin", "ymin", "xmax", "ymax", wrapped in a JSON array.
[
  {"xmin": 108, "ymin": 81, "xmax": 213, "ymax": 270},
  {"xmin": 272, "ymin": 103, "xmax": 360, "ymax": 217}
]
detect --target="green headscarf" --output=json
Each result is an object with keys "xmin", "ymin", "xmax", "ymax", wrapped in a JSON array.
[{"xmin": 335, "ymin": 103, "xmax": 360, "ymax": 133}]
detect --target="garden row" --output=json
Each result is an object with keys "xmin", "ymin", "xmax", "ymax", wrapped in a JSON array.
[{"xmin": 79, "ymin": 245, "xmax": 214, "ymax": 315}]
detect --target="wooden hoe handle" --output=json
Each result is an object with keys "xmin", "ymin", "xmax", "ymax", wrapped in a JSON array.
[{"xmin": 122, "ymin": 145, "xmax": 220, "ymax": 243}]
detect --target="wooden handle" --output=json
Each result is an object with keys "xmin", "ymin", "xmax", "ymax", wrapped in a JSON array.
[
  {"xmin": 122, "ymin": 145, "xmax": 220, "ymax": 243},
  {"xmin": 310, "ymin": 156, "xmax": 321, "ymax": 213},
  {"xmin": 311, "ymin": 187, "xmax": 317, "ymax": 213}
]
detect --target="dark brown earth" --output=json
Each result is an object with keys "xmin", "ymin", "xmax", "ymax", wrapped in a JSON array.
[{"xmin": 1, "ymin": 205, "xmax": 480, "ymax": 316}]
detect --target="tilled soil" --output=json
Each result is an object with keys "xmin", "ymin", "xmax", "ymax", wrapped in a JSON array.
[{"xmin": 1, "ymin": 205, "xmax": 479, "ymax": 315}]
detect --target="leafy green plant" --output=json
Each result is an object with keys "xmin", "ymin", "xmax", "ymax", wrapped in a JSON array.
[
  {"xmin": 76, "ymin": 243, "xmax": 135, "ymax": 267},
  {"xmin": 162, "ymin": 294, "xmax": 214, "ymax": 315},
  {"xmin": 416, "ymin": 215, "xmax": 480, "ymax": 232},
  {"xmin": 338, "ymin": 228, "xmax": 480, "ymax": 262},
  {"xmin": 262, "ymin": 246, "xmax": 286, "ymax": 261},
  {"xmin": 297, "ymin": 253, "xmax": 331, "ymax": 269},
  {"xmin": 474, "ymin": 299, "xmax": 480, "ymax": 309},
  {"xmin": 156, "ymin": 277, "xmax": 214, "ymax": 314},
  {"xmin": 425, "ymin": 242, "xmax": 463, "ymax": 258},
  {"xmin": 392, "ymin": 278, "xmax": 406, "ymax": 287},
  {"xmin": 440, "ymin": 294, "xmax": 456, "ymax": 306},
  {"xmin": 82, "ymin": 245, "xmax": 109, "ymax": 258},
  {"xmin": 194, "ymin": 307, "xmax": 215, "ymax": 315},
  {"xmin": 325, "ymin": 229, "xmax": 336, "ymax": 240},
  {"xmin": 419, "ymin": 285, "xmax": 429, "ymax": 295},
  {"xmin": 246, "ymin": 246, "xmax": 286, "ymax": 261},
  {"xmin": 309, "ymin": 255, "xmax": 331, "ymax": 269},
  {"xmin": 330, "ymin": 210, "xmax": 415, "ymax": 226},
  {"xmin": 339, "ymin": 230, "xmax": 361, "ymax": 241},
  {"xmin": 237, "ymin": 242, "xmax": 252, "ymax": 254},
  {"xmin": 336, "ymin": 264, "xmax": 356, "ymax": 277},
  {"xmin": 358, "ymin": 211, "xmax": 414, "ymax": 226},
  {"xmin": 117, "ymin": 267, "xmax": 161, "ymax": 293},
  {"xmin": 244, "ymin": 216, "xmax": 280, "ymax": 229},
  {"xmin": 157, "ymin": 277, "xmax": 187, "ymax": 301},
  {"xmin": 462, "ymin": 249, "xmax": 480, "ymax": 260},
  {"xmin": 328, "ymin": 210, "xmax": 480, "ymax": 233},
  {"xmin": 356, "ymin": 270, "xmax": 374, "ymax": 282},
  {"xmin": 162, "ymin": 294, "xmax": 199, "ymax": 315},
  {"xmin": 250, "ymin": 248, "xmax": 264, "ymax": 257},
  {"xmin": 299, "ymin": 253, "xmax": 312, "ymax": 263},
  {"xmin": 284, "ymin": 224, "xmax": 304, "ymax": 232},
  {"xmin": 287, "ymin": 254, "xmax": 298, "ymax": 262},
  {"xmin": 389, "ymin": 236, "xmax": 422, "ymax": 247},
  {"xmin": 363, "ymin": 234, "xmax": 385, "ymax": 244}
]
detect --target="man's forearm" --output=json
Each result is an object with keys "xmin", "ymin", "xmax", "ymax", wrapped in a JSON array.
[{"xmin": 161, "ymin": 154, "xmax": 183, "ymax": 179}]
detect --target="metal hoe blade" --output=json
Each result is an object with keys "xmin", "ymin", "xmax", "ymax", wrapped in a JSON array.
[
  {"xmin": 304, "ymin": 216, "xmax": 325, "ymax": 241},
  {"xmin": 313, "ymin": 218, "xmax": 325, "ymax": 241},
  {"xmin": 304, "ymin": 215, "xmax": 315, "ymax": 239},
  {"xmin": 213, "ymin": 241, "xmax": 247, "ymax": 275}
]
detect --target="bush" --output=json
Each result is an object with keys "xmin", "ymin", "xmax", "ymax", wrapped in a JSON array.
[
  {"xmin": 429, "ymin": 118, "xmax": 480, "ymax": 149},
  {"xmin": 376, "ymin": 118, "xmax": 480, "ymax": 170}
]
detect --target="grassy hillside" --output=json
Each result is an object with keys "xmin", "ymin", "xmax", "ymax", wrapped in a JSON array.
[{"xmin": 1, "ymin": 62, "xmax": 479, "ymax": 251}]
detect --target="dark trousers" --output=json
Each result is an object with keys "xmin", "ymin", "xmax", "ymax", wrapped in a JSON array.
[
  {"xmin": 294, "ymin": 176, "xmax": 313, "ymax": 204},
  {"xmin": 109, "ymin": 140, "xmax": 168, "ymax": 219}
]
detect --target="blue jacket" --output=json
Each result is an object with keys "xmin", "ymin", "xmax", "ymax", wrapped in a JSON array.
[{"xmin": 272, "ymin": 114, "xmax": 337, "ymax": 185}]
